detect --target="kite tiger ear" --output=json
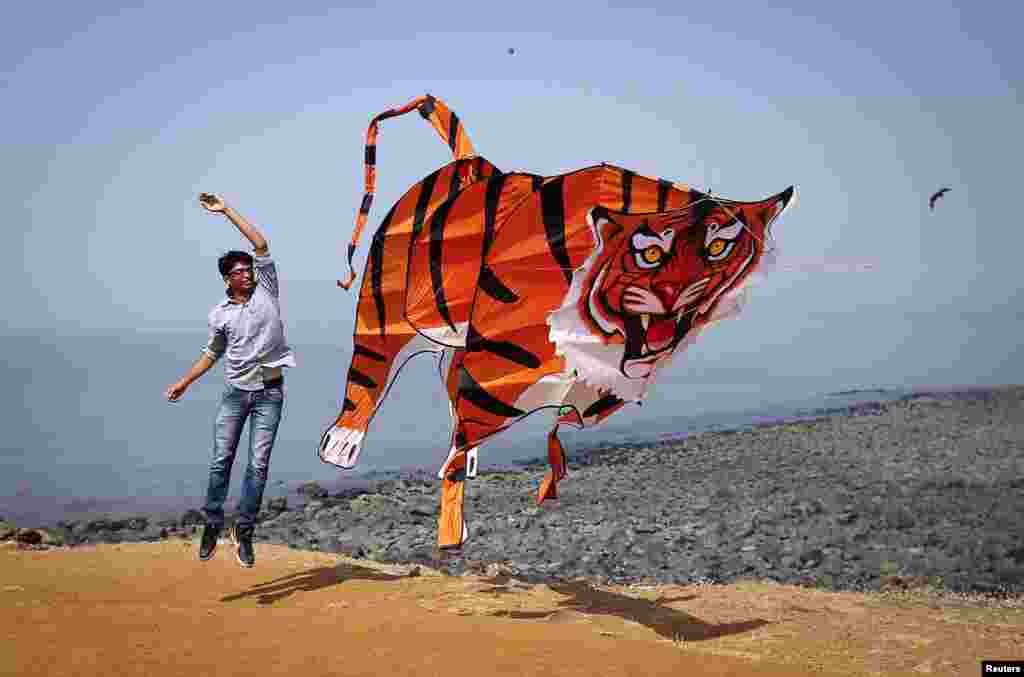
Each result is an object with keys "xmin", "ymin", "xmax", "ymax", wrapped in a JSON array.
[
  {"xmin": 746, "ymin": 185, "xmax": 796, "ymax": 228},
  {"xmin": 587, "ymin": 206, "xmax": 624, "ymax": 244},
  {"xmin": 763, "ymin": 186, "xmax": 795, "ymax": 224},
  {"xmin": 772, "ymin": 186, "xmax": 796, "ymax": 222},
  {"xmin": 777, "ymin": 185, "xmax": 796, "ymax": 210}
]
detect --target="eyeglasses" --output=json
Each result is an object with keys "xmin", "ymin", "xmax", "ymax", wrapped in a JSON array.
[{"xmin": 227, "ymin": 267, "xmax": 253, "ymax": 277}]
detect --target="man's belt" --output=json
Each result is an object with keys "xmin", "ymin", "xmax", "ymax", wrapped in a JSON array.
[{"xmin": 263, "ymin": 376, "xmax": 284, "ymax": 389}]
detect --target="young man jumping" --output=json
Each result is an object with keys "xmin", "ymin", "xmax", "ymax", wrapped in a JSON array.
[{"xmin": 165, "ymin": 193, "xmax": 296, "ymax": 567}]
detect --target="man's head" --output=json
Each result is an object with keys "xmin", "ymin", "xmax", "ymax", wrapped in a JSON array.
[{"xmin": 218, "ymin": 250, "xmax": 255, "ymax": 295}]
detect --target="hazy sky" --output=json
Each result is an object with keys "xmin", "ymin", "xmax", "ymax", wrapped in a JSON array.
[
  {"xmin": 3, "ymin": 1, "xmax": 1023, "ymax": 489},
  {"xmin": 4, "ymin": 0, "xmax": 1019, "ymax": 327}
]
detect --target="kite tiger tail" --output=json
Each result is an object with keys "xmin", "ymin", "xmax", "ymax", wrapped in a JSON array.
[{"xmin": 337, "ymin": 94, "xmax": 480, "ymax": 289}]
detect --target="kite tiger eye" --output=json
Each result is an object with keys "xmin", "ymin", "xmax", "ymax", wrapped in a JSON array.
[
  {"xmin": 707, "ymin": 240, "xmax": 726, "ymax": 256},
  {"xmin": 642, "ymin": 246, "xmax": 662, "ymax": 264}
]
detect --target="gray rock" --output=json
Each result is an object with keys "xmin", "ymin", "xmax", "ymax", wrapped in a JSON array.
[
  {"xmin": 350, "ymin": 493, "xmax": 397, "ymax": 514},
  {"xmin": 126, "ymin": 517, "xmax": 149, "ymax": 531},
  {"xmin": 141, "ymin": 525, "xmax": 165, "ymax": 541},
  {"xmin": 40, "ymin": 385, "xmax": 1024, "ymax": 595},
  {"xmin": 15, "ymin": 529, "xmax": 44, "ymax": 545},
  {"xmin": 297, "ymin": 482, "xmax": 328, "ymax": 499}
]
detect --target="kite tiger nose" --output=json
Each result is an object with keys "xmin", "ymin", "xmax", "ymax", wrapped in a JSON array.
[
  {"xmin": 318, "ymin": 426, "xmax": 365, "ymax": 469},
  {"xmin": 651, "ymin": 282, "xmax": 681, "ymax": 312}
]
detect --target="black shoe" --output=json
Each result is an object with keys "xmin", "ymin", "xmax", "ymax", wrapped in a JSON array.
[
  {"xmin": 199, "ymin": 524, "xmax": 221, "ymax": 561},
  {"xmin": 232, "ymin": 525, "xmax": 255, "ymax": 568}
]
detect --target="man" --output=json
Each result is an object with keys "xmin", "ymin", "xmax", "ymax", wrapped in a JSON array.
[{"xmin": 165, "ymin": 193, "xmax": 296, "ymax": 567}]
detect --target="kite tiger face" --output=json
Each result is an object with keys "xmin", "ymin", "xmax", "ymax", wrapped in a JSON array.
[{"xmin": 578, "ymin": 194, "xmax": 788, "ymax": 380}]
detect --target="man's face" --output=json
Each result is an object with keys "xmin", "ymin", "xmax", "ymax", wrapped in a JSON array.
[{"xmin": 224, "ymin": 262, "xmax": 255, "ymax": 293}]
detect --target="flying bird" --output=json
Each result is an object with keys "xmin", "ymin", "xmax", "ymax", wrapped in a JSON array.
[
  {"xmin": 507, "ymin": 47, "xmax": 515, "ymax": 55},
  {"xmin": 929, "ymin": 187, "xmax": 950, "ymax": 211}
]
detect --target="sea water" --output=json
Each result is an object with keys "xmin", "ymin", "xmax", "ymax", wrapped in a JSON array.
[{"xmin": 0, "ymin": 322, "xmax": 1010, "ymax": 526}]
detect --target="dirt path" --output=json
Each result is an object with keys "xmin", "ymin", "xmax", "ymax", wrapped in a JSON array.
[{"xmin": 2, "ymin": 540, "xmax": 1021, "ymax": 676}]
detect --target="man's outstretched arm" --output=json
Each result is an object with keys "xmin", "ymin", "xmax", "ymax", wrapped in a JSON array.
[
  {"xmin": 165, "ymin": 353, "xmax": 216, "ymax": 401},
  {"xmin": 165, "ymin": 314, "xmax": 225, "ymax": 402},
  {"xmin": 199, "ymin": 193, "xmax": 268, "ymax": 255}
]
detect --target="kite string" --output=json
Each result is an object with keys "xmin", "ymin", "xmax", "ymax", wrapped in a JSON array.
[
  {"xmin": 705, "ymin": 193, "xmax": 759, "ymax": 245},
  {"xmin": 337, "ymin": 95, "xmax": 478, "ymax": 290}
]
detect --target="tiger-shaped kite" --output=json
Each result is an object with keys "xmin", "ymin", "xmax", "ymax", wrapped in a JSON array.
[{"xmin": 320, "ymin": 95, "xmax": 794, "ymax": 549}]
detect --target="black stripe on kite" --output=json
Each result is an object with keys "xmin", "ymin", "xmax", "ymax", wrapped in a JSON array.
[
  {"xmin": 428, "ymin": 198, "xmax": 457, "ymax": 332},
  {"xmin": 657, "ymin": 178, "xmax": 672, "ymax": 212},
  {"xmin": 370, "ymin": 204, "xmax": 397, "ymax": 338},
  {"xmin": 447, "ymin": 112, "xmax": 460, "ymax": 152},
  {"xmin": 478, "ymin": 265, "xmax": 519, "ymax": 304},
  {"xmin": 347, "ymin": 243, "xmax": 356, "ymax": 266},
  {"xmin": 457, "ymin": 365, "xmax": 525, "ymax": 418},
  {"xmin": 359, "ymin": 193, "xmax": 373, "ymax": 214},
  {"xmin": 532, "ymin": 175, "xmax": 543, "ymax": 192},
  {"xmin": 353, "ymin": 344, "xmax": 386, "ymax": 362},
  {"xmin": 343, "ymin": 398, "xmax": 357, "ymax": 413},
  {"xmin": 467, "ymin": 324, "xmax": 540, "ymax": 368},
  {"xmin": 454, "ymin": 430, "xmax": 468, "ymax": 449},
  {"xmin": 418, "ymin": 96, "xmax": 436, "ymax": 119},
  {"xmin": 483, "ymin": 174, "xmax": 507, "ymax": 256},
  {"xmin": 621, "ymin": 169, "xmax": 634, "ymax": 212},
  {"xmin": 348, "ymin": 368, "xmax": 378, "ymax": 391},
  {"xmin": 448, "ymin": 161, "xmax": 463, "ymax": 200},
  {"xmin": 364, "ymin": 145, "xmax": 376, "ymax": 166},
  {"xmin": 541, "ymin": 177, "xmax": 573, "ymax": 285},
  {"xmin": 411, "ymin": 171, "xmax": 439, "ymax": 239},
  {"xmin": 582, "ymin": 393, "xmax": 623, "ymax": 419}
]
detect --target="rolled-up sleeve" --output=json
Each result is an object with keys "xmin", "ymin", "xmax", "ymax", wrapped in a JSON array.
[
  {"xmin": 202, "ymin": 311, "xmax": 226, "ymax": 362},
  {"xmin": 253, "ymin": 254, "xmax": 279, "ymax": 298}
]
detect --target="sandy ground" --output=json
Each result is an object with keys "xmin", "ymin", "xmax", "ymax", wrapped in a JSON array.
[{"xmin": 2, "ymin": 539, "xmax": 1022, "ymax": 676}]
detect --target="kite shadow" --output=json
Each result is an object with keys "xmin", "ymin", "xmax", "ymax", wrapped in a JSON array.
[
  {"xmin": 483, "ymin": 578, "xmax": 770, "ymax": 642},
  {"xmin": 220, "ymin": 563, "xmax": 403, "ymax": 606}
]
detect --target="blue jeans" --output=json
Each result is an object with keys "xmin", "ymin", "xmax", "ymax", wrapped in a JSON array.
[{"xmin": 203, "ymin": 383, "xmax": 284, "ymax": 533}]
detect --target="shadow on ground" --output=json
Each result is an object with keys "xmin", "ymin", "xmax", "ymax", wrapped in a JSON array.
[
  {"xmin": 220, "ymin": 564, "xmax": 404, "ymax": 605},
  {"xmin": 220, "ymin": 562, "xmax": 770, "ymax": 642},
  {"xmin": 480, "ymin": 577, "xmax": 771, "ymax": 642}
]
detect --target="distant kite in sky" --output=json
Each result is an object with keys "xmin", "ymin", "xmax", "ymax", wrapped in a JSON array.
[
  {"xmin": 508, "ymin": 47, "xmax": 515, "ymax": 55},
  {"xmin": 320, "ymin": 94, "xmax": 795, "ymax": 549},
  {"xmin": 929, "ymin": 187, "xmax": 951, "ymax": 211}
]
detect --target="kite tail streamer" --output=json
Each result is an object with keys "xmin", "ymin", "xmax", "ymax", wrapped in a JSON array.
[
  {"xmin": 536, "ymin": 425, "xmax": 568, "ymax": 505},
  {"xmin": 437, "ymin": 448, "xmax": 469, "ymax": 549},
  {"xmin": 337, "ymin": 94, "xmax": 479, "ymax": 289}
]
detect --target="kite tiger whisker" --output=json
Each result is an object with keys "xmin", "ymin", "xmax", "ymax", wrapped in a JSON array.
[{"xmin": 320, "ymin": 94, "xmax": 796, "ymax": 550}]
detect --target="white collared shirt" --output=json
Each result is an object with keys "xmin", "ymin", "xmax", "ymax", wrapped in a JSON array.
[{"xmin": 202, "ymin": 254, "xmax": 296, "ymax": 390}]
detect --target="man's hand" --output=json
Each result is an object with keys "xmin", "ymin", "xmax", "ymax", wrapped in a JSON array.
[
  {"xmin": 166, "ymin": 355, "xmax": 215, "ymax": 402},
  {"xmin": 199, "ymin": 192, "xmax": 227, "ymax": 213},
  {"xmin": 200, "ymin": 193, "xmax": 269, "ymax": 254},
  {"xmin": 165, "ymin": 380, "xmax": 189, "ymax": 402}
]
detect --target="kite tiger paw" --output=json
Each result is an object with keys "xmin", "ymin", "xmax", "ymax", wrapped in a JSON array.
[{"xmin": 318, "ymin": 426, "xmax": 365, "ymax": 469}]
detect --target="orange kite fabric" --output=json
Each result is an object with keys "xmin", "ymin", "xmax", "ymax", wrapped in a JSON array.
[{"xmin": 320, "ymin": 95, "xmax": 795, "ymax": 549}]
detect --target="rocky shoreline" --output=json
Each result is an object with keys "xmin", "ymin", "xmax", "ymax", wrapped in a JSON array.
[{"xmin": 5, "ymin": 385, "xmax": 1023, "ymax": 596}]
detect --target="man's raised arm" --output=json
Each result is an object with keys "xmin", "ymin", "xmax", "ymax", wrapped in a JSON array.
[{"xmin": 199, "ymin": 193, "xmax": 268, "ymax": 255}]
